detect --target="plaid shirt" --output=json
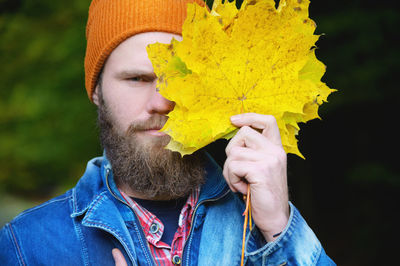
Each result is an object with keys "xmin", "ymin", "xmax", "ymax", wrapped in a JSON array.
[{"xmin": 120, "ymin": 189, "xmax": 199, "ymax": 266}]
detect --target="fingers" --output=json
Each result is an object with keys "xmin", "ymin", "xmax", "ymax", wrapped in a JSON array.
[
  {"xmin": 225, "ymin": 126, "xmax": 282, "ymax": 157},
  {"xmin": 223, "ymin": 159, "xmax": 253, "ymax": 194},
  {"xmin": 112, "ymin": 248, "xmax": 128, "ymax": 266},
  {"xmin": 223, "ymin": 151, "xmax": 286, "ymax": 192},
  {"xmin": 223, "ymin": 147, "xmax": 269, "ymax": 193},
  {"xmin": 223, "ymin": 113, "xmax": 287, "ymax": 195},
  {"xmin": 225, "ymin": 146, "xmax": 260, "ymax": 161},
  {"xmin": 230, "ymin": 113, "xmax": 282, "ymax": 146}
]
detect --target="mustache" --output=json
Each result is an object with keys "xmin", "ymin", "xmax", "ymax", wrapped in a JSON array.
[{"xmin": 125, "ymin": 115, "xmax": 168, "ymax": 134}]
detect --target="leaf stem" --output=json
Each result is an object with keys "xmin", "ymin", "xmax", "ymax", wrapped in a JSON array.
[{"xmin": 241, "ymin": 185, "xmax": 251, "ymax": 266}]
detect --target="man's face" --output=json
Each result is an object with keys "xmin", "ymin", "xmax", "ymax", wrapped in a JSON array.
[
  {"xmin": 93, "ymin": 32, "xmax": 204, "ymax": 200},
  {"xmin": 93, "ymin": 32, "xmax": 180, "ymax": 142}
]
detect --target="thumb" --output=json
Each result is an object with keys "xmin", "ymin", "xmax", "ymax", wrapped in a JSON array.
[{"xmin": 112, "ymin": 248, "xmax": 128, "ymax": 266}]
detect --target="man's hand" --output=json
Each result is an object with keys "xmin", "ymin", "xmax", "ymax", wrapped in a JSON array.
[
  {"xmin": 223, "ymin": 113, "xmax": 290, "ymax": 242},
  {"xmin": 112, "ymin": 248, "xmax": 127, "ymax": 266}
]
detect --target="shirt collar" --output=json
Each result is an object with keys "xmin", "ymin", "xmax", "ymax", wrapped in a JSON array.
[{"xmin": 119, "ymin": 187, "xmax": 200, "ymax": 248}]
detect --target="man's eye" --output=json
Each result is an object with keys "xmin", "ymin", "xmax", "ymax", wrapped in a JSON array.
[{"xmin": 129, "ymin": 76, "xmax": 144, "ymax": 82}]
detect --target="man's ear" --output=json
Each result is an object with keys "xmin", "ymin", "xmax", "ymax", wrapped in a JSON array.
[{"xmin": 92, "ymin": 84, "xmax": 100, "ymax": 106}]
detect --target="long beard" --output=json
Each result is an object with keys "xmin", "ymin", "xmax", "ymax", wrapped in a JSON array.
[{"xmin": 97, "ymin": 98, "xmax": 205, "ymax": 200}]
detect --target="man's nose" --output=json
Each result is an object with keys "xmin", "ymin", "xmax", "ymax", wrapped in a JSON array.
[{"xmin": 147, "ymin": 88, "xmax": 175, "ymax": 115}]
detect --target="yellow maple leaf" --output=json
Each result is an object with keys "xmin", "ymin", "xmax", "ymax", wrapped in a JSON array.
[{"xmin": 147, "ymin": 0, "xmax": 335, "ymax": 157}]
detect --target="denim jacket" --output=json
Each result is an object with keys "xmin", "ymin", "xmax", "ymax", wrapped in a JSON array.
[{"xmin": 0, "ymin": 155, "xmax": 335, "ymax": 265}]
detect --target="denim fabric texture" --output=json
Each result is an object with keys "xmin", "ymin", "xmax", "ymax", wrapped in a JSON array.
[{"xmin": 0, "ymin": 154, "xmax": 335, "ymax": 265}]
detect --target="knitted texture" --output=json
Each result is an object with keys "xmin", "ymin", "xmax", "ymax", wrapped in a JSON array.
[{"xmin": 85, "ymin": 0, "xmax": 206, "ymax": 100}]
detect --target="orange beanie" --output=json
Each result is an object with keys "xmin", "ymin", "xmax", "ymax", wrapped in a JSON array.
[{"xmin": 85, "ymin": 0, "xmax": 206, "ymax": 101}]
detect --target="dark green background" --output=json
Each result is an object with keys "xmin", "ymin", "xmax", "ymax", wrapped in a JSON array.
[{"xmin": 0, "ymin": 0, "xmax": 398, "ymax": 264}]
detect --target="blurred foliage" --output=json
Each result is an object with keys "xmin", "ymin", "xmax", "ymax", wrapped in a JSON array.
[
  {"xmin": 0, "ymin": 0, "xmax": 399, "ymax": 264},
  {"xmin": 0, "ymin": 0, "xmax": 100, "ymax": 198}
]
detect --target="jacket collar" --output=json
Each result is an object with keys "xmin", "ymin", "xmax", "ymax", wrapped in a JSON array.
[
  {"xmin": 198, "ymin": 152, "xmax": 230, "ymax": 202},
  {"xmin": 71, "ymin": 156, "xmax": 107, "ymax": 217}
]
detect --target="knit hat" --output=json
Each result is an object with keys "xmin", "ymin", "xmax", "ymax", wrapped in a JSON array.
[{"xmin": 84, "ymin": 0, "xmax": 206, "ymax": 101}]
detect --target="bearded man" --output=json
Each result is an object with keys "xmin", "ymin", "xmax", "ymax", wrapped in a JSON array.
[{"xmin": 0, "ymin": 0, "xmax": 335, "ymax": 265}]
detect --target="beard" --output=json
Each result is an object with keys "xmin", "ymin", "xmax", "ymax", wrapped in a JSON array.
[{"xmin": 97, "ymin": 95, "xmax": 205, "ymax": 200}]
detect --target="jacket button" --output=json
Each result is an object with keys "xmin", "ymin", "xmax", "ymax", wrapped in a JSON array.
[
  {"xmin": 172, "ymin": 255, "xmax": 181, "ymax": 265},
  {"xmin": 149, "ymin": 223, "xmax": 159, "ymax": 234}
]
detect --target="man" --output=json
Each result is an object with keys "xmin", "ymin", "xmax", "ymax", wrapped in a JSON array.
[{"xmin": 0, "ymin": 0, "xmax": 335, "ymax": 265}]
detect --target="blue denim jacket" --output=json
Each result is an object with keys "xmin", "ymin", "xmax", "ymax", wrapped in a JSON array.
[{"xmin": 0, "ymin": 155, "xmax": 335, "ymax": 265}]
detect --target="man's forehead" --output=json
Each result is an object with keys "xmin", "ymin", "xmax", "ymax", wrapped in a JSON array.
[
  {"xmin": 117, "ymin": 32, "xmax": 182, "ymax": 51},
  {"xmin": 104, "ymin": 32, "xmax": 181, "ymax": 72}
]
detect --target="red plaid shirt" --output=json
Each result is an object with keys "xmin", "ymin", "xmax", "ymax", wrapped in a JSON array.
[{"xmin": 120, "ymin": 189, "xmax": 199, "ymax": 265}]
